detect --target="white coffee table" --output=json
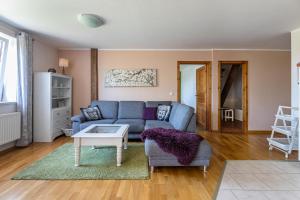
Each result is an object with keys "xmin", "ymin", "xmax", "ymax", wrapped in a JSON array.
[{"xmin": 72, "ymin": 124, "xmax": 129, "ymax": 167}]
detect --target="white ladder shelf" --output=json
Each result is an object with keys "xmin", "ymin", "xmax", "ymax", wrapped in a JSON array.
[{"xmin": 267, "ymin": 106, "xmax": 299, "ymax": 159}]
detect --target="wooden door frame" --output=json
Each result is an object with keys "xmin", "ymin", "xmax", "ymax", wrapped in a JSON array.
[
  {"xmin": 177, "ymin": 61, "xmax": 212, "ymax": 131},
  {"xmin": 218, "ymin": 61, "xmax": 248, "ymax": 133}
]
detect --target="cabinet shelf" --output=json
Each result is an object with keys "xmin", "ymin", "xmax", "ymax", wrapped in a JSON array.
[
  {"xmin": 275, "ymin": 114, "xmax": 297, "ymax": 121},
  {"xmin": 271, "ymin": 126, "xmax": 294, "ymax": 136},
  {"xmin": 267, "ymin": 138, "xmax": 298, "ymax": 151},
  {"xmin": 52, "ymin": 106, "xmax": 70, "ymax": 111},
  {"xmin": 52, "ymin": 97, "xmax": 70, "ymax": 100}
]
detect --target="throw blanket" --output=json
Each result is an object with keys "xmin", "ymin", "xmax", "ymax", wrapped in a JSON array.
[{"xmin": 140, "ymin": 128, "xmax": 203, "ymax": 165}]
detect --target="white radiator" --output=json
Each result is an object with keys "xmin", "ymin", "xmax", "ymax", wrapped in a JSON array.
[{"xmin": 0, "ymin": 112, "xmax": 21, "ymax": 145}]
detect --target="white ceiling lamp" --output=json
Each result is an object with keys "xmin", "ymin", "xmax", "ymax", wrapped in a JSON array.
[{"xmin": 77, "ymin": 14, "xmax": 105, "ymax": 28}]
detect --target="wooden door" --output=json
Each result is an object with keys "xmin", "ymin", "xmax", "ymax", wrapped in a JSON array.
[{"xmin": 196, "ymin": 67, "xmax": 207, "ymax": 129}]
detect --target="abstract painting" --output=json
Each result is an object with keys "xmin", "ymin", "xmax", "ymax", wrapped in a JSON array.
[{"xmin": 105, "ymin": 69, "xmax": 157, "ymax": 87}]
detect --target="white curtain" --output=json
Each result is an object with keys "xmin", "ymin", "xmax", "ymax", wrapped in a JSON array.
[{"xmin": 16, "ymin": 32, "xmax": 33, "ymax": 147}]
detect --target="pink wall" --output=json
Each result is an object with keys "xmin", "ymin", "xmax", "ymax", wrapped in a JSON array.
[
  {"xmin": 58, "ymin": 50, "xmax": 91, "ymax": 114},
  {"xmin": 98, "ymin": 51, "xmax": 211, "ymax": 101},
  {"xmin": 213, "ymin": 50, "xmax": 291, "ymax": 130},
  {"xmin": 33, "ymin": 40, "xmax": 58, "ymax": 72},
  {"xmin": 58, "ymin": 49, "xmax": 291, "ymax": 130}
]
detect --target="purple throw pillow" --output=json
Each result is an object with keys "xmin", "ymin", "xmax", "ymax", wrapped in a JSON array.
[{"xmin": 143, "ymin": 107, "xmax": 157, "ymax": 120}]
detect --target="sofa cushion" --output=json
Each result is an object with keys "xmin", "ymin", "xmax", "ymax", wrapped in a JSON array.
[
  {"xmin": 145, "ymin": 120, "xmax": 174, "ymax": 130},
  {"xmin": 80, "ymin": 106, "xmax": 102, "ymax": 121},
  {"xmin": 91, "ymin": 101, "xmax": 118, "ymax": 119},
  {"xmin": 157, "ymin": 105, "xmax": 172, "ymax": 121},
  {"xmin": 143, "ymin": 107, "xmax": 157, "ymax": 120},
  {"xmin": 79, "ymin": 119, "xmax": 116, "ymax": 130},
  {"xmin": 145, "ymin": 101, "xmax": 172, "ymax": 108},
  {"xmin": 114, "ymin": 119, "xmax": 145, "ymax": 133},
  {"xmin": 118, "ymin": 101, "xmax": 145, "ymax": 119},
  {"xmin": 169, "ymin": 103, "xmax": 194, "ymax": 131}
]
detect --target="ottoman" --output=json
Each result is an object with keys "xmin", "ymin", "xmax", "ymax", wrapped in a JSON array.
[{"xmin": 144, "ymin": 139, "xmax": 212, "ymax": 172}]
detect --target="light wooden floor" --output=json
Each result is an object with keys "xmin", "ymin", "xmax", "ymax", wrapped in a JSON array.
[{"xmin": 0, "ymin": 131, "xmax": 297, "ymax": 200}]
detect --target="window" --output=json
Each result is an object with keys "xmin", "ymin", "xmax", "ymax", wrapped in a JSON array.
[{"xmin": 0, "ymin": 32, "xmax": 18, "ymax": 102}]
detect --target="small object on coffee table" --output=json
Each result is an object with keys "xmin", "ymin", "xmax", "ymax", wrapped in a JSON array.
[{"xmin": 72, "ymin": 124, "xmax": 129, "ymax": 167}]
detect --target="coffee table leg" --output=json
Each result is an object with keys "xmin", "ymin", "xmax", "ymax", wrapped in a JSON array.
[
  {"xmin": 74, "ymin": 138, "xmax": 81, "ymax": 167},
  {"xmin": 124, "ymin": 131, "xmax": 128, "ymax": 150},
  {"xmin": 117, "ymin": 146, "xmax": 122, "ymax": 167}
]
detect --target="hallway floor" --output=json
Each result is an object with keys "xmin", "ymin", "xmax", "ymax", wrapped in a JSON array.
[{"xmin": 221, "ymin": 120, "xmax": 243, "ymax": 133}]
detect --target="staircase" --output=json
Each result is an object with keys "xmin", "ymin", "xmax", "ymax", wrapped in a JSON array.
[{"xmin": 221, "ymin": 64, "xmax": 240, "ymax": 107}]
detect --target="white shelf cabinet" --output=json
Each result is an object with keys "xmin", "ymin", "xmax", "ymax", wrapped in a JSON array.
[{"xmin": 33, "ymin": 72, "xmax": 72, "ymax": 142}]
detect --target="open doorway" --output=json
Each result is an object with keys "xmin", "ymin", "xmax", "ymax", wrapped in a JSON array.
[
  {"xmin": 218, "ymin": 61, "xmax": 248, "ymax": 133},
  {"xmin": 177, "ymin": 61, "xmax": 211, "ymax": 131}
]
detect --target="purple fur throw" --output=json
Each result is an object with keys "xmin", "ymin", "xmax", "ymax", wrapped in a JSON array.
[{"xmin": 140, "ymin": 128, "xmax": 203, "ymax": 165}]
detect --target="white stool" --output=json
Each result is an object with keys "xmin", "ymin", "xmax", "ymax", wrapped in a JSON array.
[
  {"xmin": 224, "ymin": 109, "xmax": 234, "ymax": 122},
  {"xmin": 220, "ymin": 108, "xmax": 228, "ymax": 120}
]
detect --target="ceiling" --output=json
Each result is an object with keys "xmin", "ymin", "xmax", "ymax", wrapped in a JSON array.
[{"xmin": 0, "ymin": 0, "xmax": 300, "ymax": 50}]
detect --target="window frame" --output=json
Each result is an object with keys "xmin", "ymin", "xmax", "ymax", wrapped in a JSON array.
[{"xmin": 0, "ymin": 36, "xmax": 9, "ymax": 102}]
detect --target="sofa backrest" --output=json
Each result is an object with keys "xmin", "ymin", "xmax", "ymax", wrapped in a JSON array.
[
  {"xmin": 118, "ymin": 101, "xmax": 145, "ymax": 119},
  {"xmin": 91, "ymin": 100, "xmax": 119, "ymax": 119},
  {"xmin": 145, "ymin": 101, "xmax": 172, "ymax": 107},
  {"xmin": 169, "ymin": 102, "xmax": 194, "ymax": 131}
]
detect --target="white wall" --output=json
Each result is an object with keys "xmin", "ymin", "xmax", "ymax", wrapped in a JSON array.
[
  {"xmin": 0, "ymin": 102, "xmax": 16, "ymax": 114},
  {"xmin": 180, "ymin": 64, "xmax": 204, "ymax": 110},
  {"xmin": 291, "ymin": 29, "xmax": 300, "ymax": 160},
  {"xmin": 291, "ymin": 29, "xmax": 300, "ymax": 110}
]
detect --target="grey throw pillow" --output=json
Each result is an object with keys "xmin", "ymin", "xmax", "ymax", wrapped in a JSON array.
[
  {"xmin": 157, "ymin": 105, "xmax": 172, "ymax": 121},
  {"xmin": 80, "ymin": 106, "xmax": 102, "ymax": 121}
]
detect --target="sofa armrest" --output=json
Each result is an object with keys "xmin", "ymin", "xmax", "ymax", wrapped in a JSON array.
[
  {"xmin": 186, "ymin": 113, "xmax": 196, "ymax": 133},
  {"xmin": 71, "ymin": 115, "xmax": 85, "ymax": 123}
]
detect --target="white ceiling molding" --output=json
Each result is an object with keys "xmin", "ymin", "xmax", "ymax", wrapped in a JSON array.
[
  {"xmin": 213, "ymin": 49, "xmax": 291, "ymax": 52},
  {"xmin": 58, "ymin": 48, "xmax": 290, "ymax": 52},
  {"xmin": 98, "ymin": 49, "xmax": 213, "ymax": 51},
  {"xmin": 58, "ymin": 48, "xmax": 91, "ymax": 51}
]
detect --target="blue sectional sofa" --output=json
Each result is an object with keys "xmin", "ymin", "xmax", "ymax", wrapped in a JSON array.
[
  {"xmin": 71, "ymin": 100, "xmax": 212, "ymax": 171},
  {"xmin": 71, "ymin": 100, "xmax": 196, "ymax": 139}
]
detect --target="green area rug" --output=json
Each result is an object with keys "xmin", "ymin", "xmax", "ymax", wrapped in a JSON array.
[{"xmin": 12, "ymin": 143, "xmax": 149, "ymax": 180}]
